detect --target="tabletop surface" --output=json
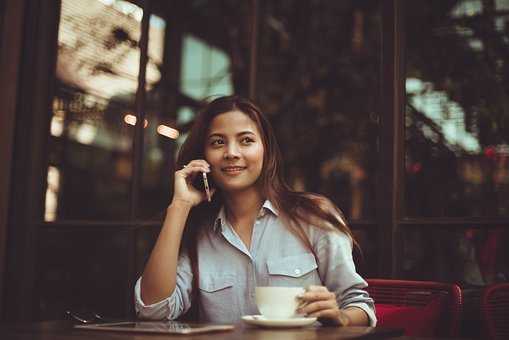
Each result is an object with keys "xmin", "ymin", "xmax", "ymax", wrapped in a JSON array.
[{"xmin": 0, "ymin": 320, "xmax": 407, "ymax": 340}]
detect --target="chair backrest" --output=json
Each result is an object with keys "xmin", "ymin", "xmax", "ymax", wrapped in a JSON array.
[
  {"xmin": 481, "ymin": 283, "xmax": 509, "ymax": 340},
  {"xmin": 366, "ymin": 279, "xmax": 463, "ymax": 337}
]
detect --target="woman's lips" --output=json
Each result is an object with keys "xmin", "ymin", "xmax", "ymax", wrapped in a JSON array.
[{"xmin": 221, "ymin": 166, "xmax": 246, "ymax": 174}]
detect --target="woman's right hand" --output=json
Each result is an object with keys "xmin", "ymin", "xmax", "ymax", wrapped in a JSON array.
[{"xmin": 171, "ymin": 159, "xmax": 214, "ymax": 207}]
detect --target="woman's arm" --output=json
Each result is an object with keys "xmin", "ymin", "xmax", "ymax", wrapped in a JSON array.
[
  {"xmin": 140, "ymin": 200, "xmax": 193, "ymax": 305},
  {"xmin": 140, "ymin": 160, "xmax": 211, "ymax": 305},
  {"xmin": 298, "ymin": 229, "xmax": 376, "ymax": 326},
  {"xmin": 297, "ymin": 286, "xmax": 369, "ymax": 326},
  {"xmin": 343, "ymin": 306, "xmax": 369, "ymax": 326}
]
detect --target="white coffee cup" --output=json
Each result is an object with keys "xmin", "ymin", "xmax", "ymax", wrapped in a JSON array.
[{"xmin": 255, "ymin": 286, "xmax": 305, "ymax": 319}]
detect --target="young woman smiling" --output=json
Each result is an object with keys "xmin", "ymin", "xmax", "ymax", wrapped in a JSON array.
[{"xmin": 135, "ymin": 96, "xmax": 376, "ymax": 326}]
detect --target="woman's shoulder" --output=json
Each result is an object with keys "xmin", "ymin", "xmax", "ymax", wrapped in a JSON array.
[
  {"xmin": 298, "ymin": 222, "xmax": 353, "ymax": 259},
  {"xmin": 295, "ymin": 192, "xmax": 347, "ymax": 226},
  {"xmin": 301, "ymin": 218, "xmax": 351, "ymax": 239}
]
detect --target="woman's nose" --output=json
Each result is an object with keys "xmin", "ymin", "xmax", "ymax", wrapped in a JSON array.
[{"xmin": 224, "ymin": 143, "xmax": 240, "ymax": 159}]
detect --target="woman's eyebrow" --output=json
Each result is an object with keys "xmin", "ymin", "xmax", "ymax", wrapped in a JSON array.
[
  {"xmin": 207, "ymin": 133, "xmax": 224, "ymax": 139},
  {"xmin": 237, "ymin": 131, "xmax": 256, "ymax": 137},
  {"xmin": 207, "ymin": 131, "xmax": 256, "ymax": 139}
]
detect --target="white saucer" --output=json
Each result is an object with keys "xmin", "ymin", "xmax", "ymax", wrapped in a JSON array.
[{"xmin": 241, "ymin": 315, "xmax": 317, "ymax": 328}]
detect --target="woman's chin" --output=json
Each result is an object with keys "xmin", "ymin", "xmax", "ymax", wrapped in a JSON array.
[{"xmin": 217, "ymin": 182, "xmax": 258, "ymax": 194}]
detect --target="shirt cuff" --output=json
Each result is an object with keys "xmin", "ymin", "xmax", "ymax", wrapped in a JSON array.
[
  {"xmin": 344, "ymin": 302, "xmax": 377, "ymax": 327},
  {"xmin": 134, "ymin": 277, "xmax": 177, "ymax": 320}
]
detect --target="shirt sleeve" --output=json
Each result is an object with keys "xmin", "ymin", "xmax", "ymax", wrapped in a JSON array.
[
  {"xmin": 315, "ymin": 231, "xmax": 377, "ymax": 326},
  {"xmin": 134, "ymin": 251, "xmax": 193, "ymax": 320}
]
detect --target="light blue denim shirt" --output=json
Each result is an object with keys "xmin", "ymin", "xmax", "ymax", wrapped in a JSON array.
[{"xmin": 134, "ymin": 200, "xmax": 377, "ymax": 325}]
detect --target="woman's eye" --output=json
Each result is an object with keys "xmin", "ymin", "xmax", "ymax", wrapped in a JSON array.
[
  {"xmin": 241, "ymin": 137, "xmax": 255, "ymax": 144},
  {"xmin": 210, "ymin": 139, "xmax": 224, "ymax": 146}
]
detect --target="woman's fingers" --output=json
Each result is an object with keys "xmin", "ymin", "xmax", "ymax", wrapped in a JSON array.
[
  {"xmin": 297, "ymin": 293, "xmax": 349, "ymax": 326},
  {"xmin": 297, "ymin": 285, "xmax": 345, "ymax": 325},
  {"xmin": 178, "ymin": 160, "xmax": 210, "ymax": 178},
  {"xmin": 298, "ymin": 299, "xmax": 337, "ymax": 315},
  {"xmin": 306, "ymin": 285, "xmax": 328, "ymax": 292},
  {"xmin": 187, "ymin": 159, "xmax": 210, "ymax": 169},
  {"xmin": 299, "ymin": 289, "xmax": 335, "ymax": 303},
  {"xmin": 175, "ymin": 162, "xmax": 210, "ymax": 185},
  {"xmin": 296, "ymin": 285, "xmax": 329, "ymax": 308},
  {"xmin": 186, "ymin": 160, "xmax": 210, "ymax": 170},
  {"xmin": 311, "ymin": 310, "xmax": 350, "ymax": 326},
  {"xmin": 172, "ymin": 160, "xmax": 212, "ymax": 206},
  {"xmin": 297, "ymin": 286, "xmax": 350, "ymax": 326},
  {"xmin": 308, "ymin": 308, "xmax": 337, "ymax": 318}
]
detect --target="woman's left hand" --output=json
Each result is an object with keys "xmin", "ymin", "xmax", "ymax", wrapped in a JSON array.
[{"xmin": 297, "ymin": 285, "xmax": 350, "ymax": 326}]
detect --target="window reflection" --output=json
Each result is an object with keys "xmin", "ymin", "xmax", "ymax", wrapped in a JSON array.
[
  {"xmin": 180, "ymin": 34, "xmax": 233, "ymax": 99},
  {"xmin": 401, "ymin": 227, "xmax": 509, "ymax": 286},
  {"xmin": 138, "ymin": 1, "xmax": 250, "ymax": 219},
  {"xmin": 146, "ymin": 14, "xmax": 165, "ymax": 91},
  {"xmin": 404, "ymin": 0, "xmax": 509, "ymax": 217},
  {"xmin": 57, "ymin": 0, "xmax": 143, "ymax": 98},
  {"xmin": 44, "ymin": 166, "xmax": 61, "ymax": 222},
  {"xmin": 257, "ymin": 0, "xmax": 380, "ymax": 220},
  {"xmin": 45, "ymin": 0, "xmax": 146, "ymax": 220}
]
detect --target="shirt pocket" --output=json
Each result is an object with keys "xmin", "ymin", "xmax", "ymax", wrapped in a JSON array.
[
  {"xmin": 198, "ymin": 273, "xmax": 237, "ymax": 320},
  {"xmin": 266, "ymin": 253, "xmax": 320, "ymax": 286}
]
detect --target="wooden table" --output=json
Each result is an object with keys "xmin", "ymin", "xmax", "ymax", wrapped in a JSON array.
[{"xmin": 0, "ymin": 320, "xmax": 406, "ymax": 340}]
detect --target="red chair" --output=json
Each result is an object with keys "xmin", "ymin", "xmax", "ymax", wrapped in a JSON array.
[
  {"xmin": 481, "ymin": 283, "xmax": 509, "ymax": 340},
  {"xmin": 366, "ymin": 279, "xmax": 462, "ymax": 337}
]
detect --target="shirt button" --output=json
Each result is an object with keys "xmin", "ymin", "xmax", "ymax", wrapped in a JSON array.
[{"xmin": 294, "ymin": 268, "xmax": 301, "ymax": 275}]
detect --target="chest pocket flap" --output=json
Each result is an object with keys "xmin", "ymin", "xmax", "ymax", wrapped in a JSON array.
[
  {"xmin": 267, "ymin": 253, "xmax": 318, "ymax": 278},
  {"xmin": 199, "ymin": 274, "xmax": 235, "ymax": 293}
]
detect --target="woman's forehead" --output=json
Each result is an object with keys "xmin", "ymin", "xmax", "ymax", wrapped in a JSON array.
[{"xmin": 208, "ymin": 110, "xmax": 261, "ymax": 136}]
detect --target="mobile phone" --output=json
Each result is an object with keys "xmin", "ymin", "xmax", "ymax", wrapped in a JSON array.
[
  {"xmin": 192, "ymin": 172, "xmax": 214, "ymax": 202},
  {"xmin": 202, "ymin": 172, "xmax": 212, "ymax": 202}
]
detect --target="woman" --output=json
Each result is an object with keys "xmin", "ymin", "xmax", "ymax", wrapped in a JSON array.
[{"xmin": 135, "ymin": 96, "xmax": 376, "ymax": 326}]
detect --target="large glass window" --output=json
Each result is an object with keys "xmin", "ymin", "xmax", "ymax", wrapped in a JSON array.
[
  {"xmin": 45, "ymin": 0, "xmax": 147, "ymax": 220},
  {"xmin": 404, "ymin": 0, "xmax": 509, "ymax": 217},
  {"xmin": 257, "ymin": 0, "xmax": 381, "ymax": 221},
  {"xmin": 138, "ymin": 1, "xmax": 250, "ymax": 219},
  {"xmin": 36, "ymin": 0, "xmax": 254, "ymax": 318},
  {"xmin": 25, "ymin": 0, "xmax": 509, "ymax": 323},
  {"xmin": 401, "ymin": 227, "xmax": 509, "ymax": 286},
  {"xmin": 401, "ymin": 0, "xmax": 509, "ymax": 290}
]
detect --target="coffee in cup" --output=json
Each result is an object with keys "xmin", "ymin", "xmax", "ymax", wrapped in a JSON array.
[{"xmin": 255, "ymin": 286, "xmax": 305, "ymax": 319}]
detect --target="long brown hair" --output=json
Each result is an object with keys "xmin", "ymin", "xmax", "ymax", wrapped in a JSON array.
[{"xmin": 176, "ymin": 95, "xmax": 357, "ymax": 318}]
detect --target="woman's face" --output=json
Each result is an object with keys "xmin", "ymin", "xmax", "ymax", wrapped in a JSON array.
[{"xmin": 204, "ymin": 110, "xmax": 265, "ymax": 194}]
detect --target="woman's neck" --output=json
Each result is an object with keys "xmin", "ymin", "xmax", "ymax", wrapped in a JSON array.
[{"xmin": 223, "ymin": 187, "xmax": 264, "ymax": 227}]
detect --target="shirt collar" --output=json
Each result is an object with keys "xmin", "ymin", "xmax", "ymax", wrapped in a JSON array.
[
  {"xmin": 260, "ymin": 200, "xmax": 279, "ymax": 217},
  {"xmin": 213, "ymin": 199, "xmax": 279, "ymax": 233}
]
